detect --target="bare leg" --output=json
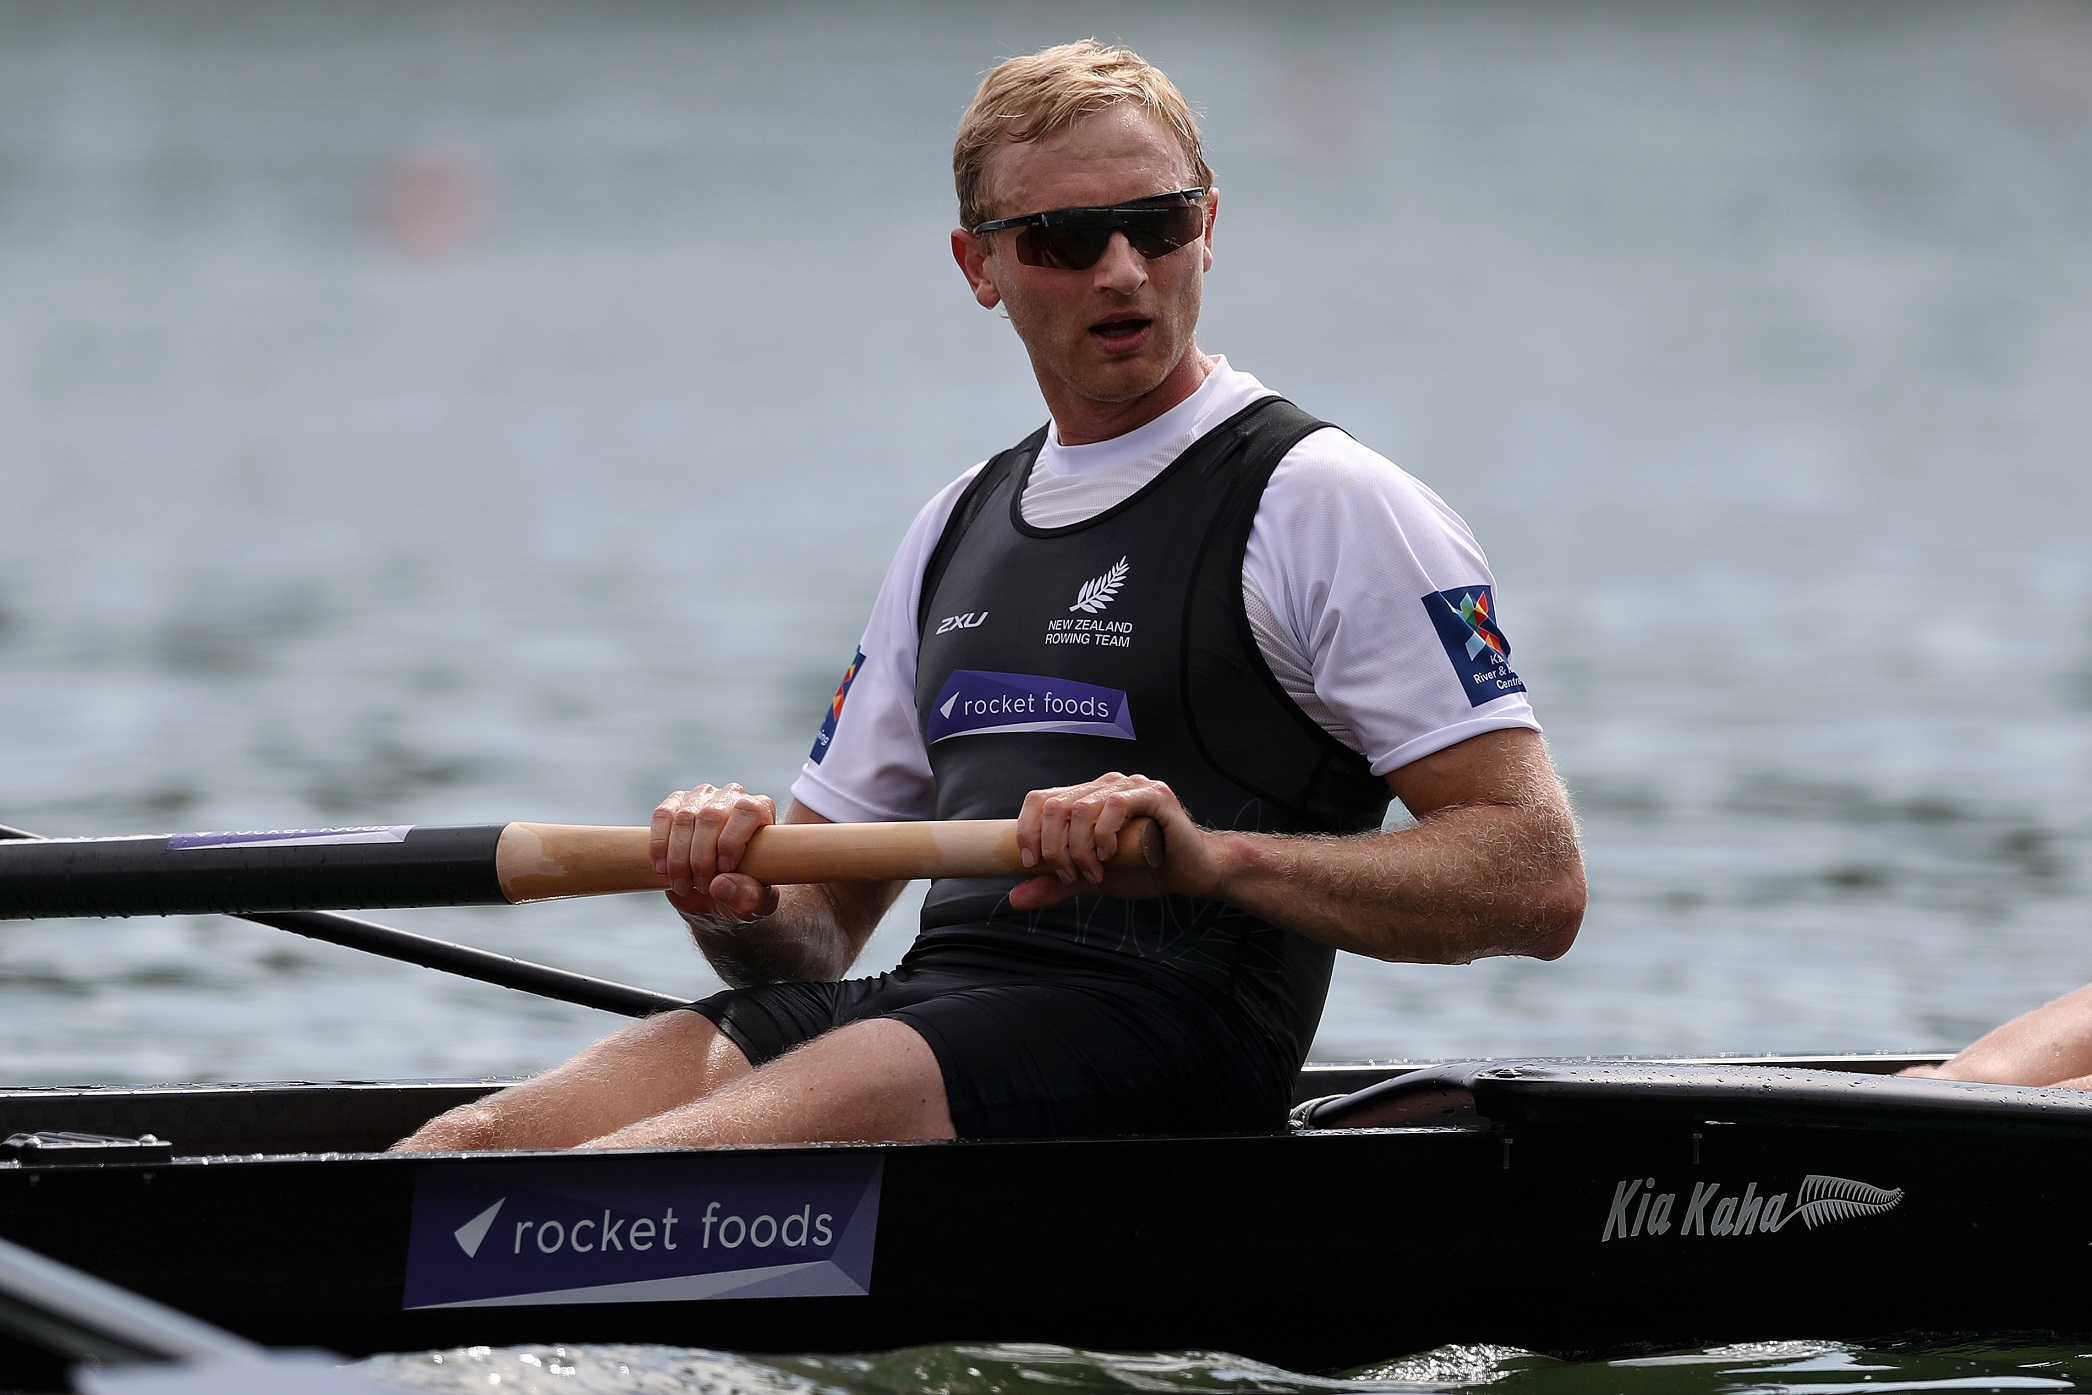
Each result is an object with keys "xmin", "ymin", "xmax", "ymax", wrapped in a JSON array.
[
  {"xmin": 392, "ymin": 1010, "xmax": 752, "ymax": 1152},
  {"xmin": 586, "ymin": 1017, "xmax": 954, "ymax": 1148},
  {"xmin": 1904, "ymin": 982, "xmax": 2092, "ymax": 1089}
]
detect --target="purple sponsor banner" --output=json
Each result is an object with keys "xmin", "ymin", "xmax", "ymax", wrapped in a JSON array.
[
  {"xmin": 927, "ymin": 670, "xmax": 1135, "ymax": 744},
  {"xmin": 167, "ymin": 826, "xmax": 412, "ymax": 850},
  {"xmin": 402, "ymin": 1151, "xmax": 881, "ymax": 1309}
]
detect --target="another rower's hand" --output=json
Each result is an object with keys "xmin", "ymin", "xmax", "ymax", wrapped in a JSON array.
[
  {"xmin": 1010, "ymin": 772, "xmax": 1218, "ymax": 911},
  {"xmin": 651, "ymin": 783, "xmax": 781, "ymax": 923}
]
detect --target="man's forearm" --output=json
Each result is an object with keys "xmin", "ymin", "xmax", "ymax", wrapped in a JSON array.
[
  {"xmin": 1207, "ymin": 800, "xmax": 1584, "ymax": 964},
  {"xmin": 683, "ymin": 883, "xmax": 868, "ymax": 987}
]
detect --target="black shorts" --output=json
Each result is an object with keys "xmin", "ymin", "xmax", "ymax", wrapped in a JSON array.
[{"xmin": 682, "ymin": 931, "xmax": 1292, "ymax": 1140}]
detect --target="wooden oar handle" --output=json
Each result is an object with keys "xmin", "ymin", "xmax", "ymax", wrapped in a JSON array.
[{"xmin": 495, "ymin": 817, "xmax": 1164, "ymax": 904}]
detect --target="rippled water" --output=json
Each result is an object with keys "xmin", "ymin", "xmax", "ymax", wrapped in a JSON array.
[
  {"xmin": 3, "ymin": 3, "xmax": 2091, "ymax": 1085},
  {"xmin": 353, "ymin": 1341, "xmax": 2092, "ymax": 1395}
]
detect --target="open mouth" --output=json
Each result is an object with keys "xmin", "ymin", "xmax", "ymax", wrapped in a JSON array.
[{"xmin": 1088, "ymin": 317, "xmax": 1151, "ymax": 349}]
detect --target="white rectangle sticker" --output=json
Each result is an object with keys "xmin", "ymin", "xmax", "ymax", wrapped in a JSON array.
[{"xmin": 166, "ymin": 826, "xmax": 413, "ymax": 850}]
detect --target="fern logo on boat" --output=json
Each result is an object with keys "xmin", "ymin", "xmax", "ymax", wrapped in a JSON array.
[
  {"xmin": 402, "ymin": 1152, "xmax": 881, "ymax": 1308},
  {"xmin": 1598, "ymin": 1173, "xmax": 1904, "ymax": 1244},
  {"xmin": 1070, "ymin": 557, "xmax": 1129, "ymax": 613},
  {"xmin": 927, "ymin": 670, "xmax": 1135, "ymax": 744}
]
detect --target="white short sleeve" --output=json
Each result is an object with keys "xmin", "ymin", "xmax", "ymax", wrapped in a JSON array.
[
  {"xmin": 788, "ymin": 465, "xmax": 982, "ymax": 824},
  {"xmin": 1246, "ymin": 430, "xmax": 1540, "ymax": 776},
  {"xmin": 792, "ymin": 376, "xmax": 1545, "ymax": 824}
]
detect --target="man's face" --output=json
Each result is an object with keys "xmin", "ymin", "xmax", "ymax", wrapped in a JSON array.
[{"xmin": 955, "ymin": 105, "xmax": 1216, "ymax": 408}]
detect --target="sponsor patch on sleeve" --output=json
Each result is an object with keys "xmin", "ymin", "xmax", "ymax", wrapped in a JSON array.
[
  {"xmin": 927, "ymin": 670, "xmax": 1135, "ymax": 743},
  {"xmin": 808, "ymin": 648, "xmax": 865, "ymax": 764},
  {"xmin": 1422, "ymin": 585, "xmax": 1526, "ymax": 707}
]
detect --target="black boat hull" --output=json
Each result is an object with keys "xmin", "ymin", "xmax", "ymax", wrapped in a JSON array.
[{"xmin": 2, "ymin": 1057, "xmax": 2074, "ymax": 1369}]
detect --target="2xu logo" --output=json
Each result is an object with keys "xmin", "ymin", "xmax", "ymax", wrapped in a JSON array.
[
  {"xmin": 935, "ymin": 611, "xmax": 988, "ymax": 635},
  {"xmin": 1601, "ymin": 1173, "xmax": 1903, "ymax": 1243}
]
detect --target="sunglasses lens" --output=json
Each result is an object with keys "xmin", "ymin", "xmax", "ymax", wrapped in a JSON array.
[
  {"xmin": 1121, "ymin": 201, "xmax": 1203, "ymax": 257},
  {"xmin": 1013, "ymin": 223, "xmax": 1113, "ymax": 270},
  {"xmin": 1009, "ymin": 196, "xmax": 1204, "ymax": 270}
]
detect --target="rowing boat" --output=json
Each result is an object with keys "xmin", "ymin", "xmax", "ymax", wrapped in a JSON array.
[
  {"xmin": 4, "ymin": 824, "xmax": 2082, "ymax": 1366},
  {"xmin": 7, "ymin": 1052, "xmax": 2089, "ymax": 1372}
]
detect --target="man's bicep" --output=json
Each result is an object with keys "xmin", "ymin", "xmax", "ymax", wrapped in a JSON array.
[{"xmin": 1384, "ymin": 727, "xmax": 1566, "ymax": 821}]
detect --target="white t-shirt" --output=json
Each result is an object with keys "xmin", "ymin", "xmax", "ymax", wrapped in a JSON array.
[{"xmin": 792, "ymin": 359, "xmax": 1540, "ymax": 824}]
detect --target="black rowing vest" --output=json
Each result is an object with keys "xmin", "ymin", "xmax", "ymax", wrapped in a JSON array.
[{"xmin": 911, "ymin": 397, "xmax": 1392, "ymax": 1069}]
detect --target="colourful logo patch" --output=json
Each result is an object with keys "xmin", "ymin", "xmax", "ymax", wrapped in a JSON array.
[
  {"xmin": 1422, "ymin": 586, "xmax": 1526, "ymax": 707},
  {"xmin": 927, "ymin": 670, "xmax": 1135, "ymax": 744},
  {"xmin": 808, "ymin": 648, "xmax": 864, "ymax": 764}
]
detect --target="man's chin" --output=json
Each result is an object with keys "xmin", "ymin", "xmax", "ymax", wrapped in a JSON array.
[{"xmin": 1060, "ymin": 352, "xmax": 1178, "ymax": 406}]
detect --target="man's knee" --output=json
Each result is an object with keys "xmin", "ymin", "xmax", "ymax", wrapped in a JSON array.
[
  {"xmin": 392, "ymin": 1100, "xmax": 507, "ymax": 1153},
  {"xmin": 391, "ymin": 1011, "xmax": 750, "ymax": 1153},
  {"xmin": 776, "ymin": 1017, "xmax": 955, "ymax": 1142}
]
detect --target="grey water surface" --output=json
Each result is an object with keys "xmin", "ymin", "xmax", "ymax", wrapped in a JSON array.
[{"xmin": 355, "ymin": 1340, "xmax": 2092, "ymax": 1394}]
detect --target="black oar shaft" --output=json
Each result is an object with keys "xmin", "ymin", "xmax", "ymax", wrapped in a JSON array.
[
  {"xmin": 0, "ymin": 823, "xmax": 681, "ymax": 1018},
  {"xmin": 241, "ymin": 909, "xmax": 683, "ymax": 1018},
  {"xmin": 0, "ymin": 824, "xmax": 507, "ymax": 921}
]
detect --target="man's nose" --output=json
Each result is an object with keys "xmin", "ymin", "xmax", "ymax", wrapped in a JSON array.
[{"xmin": 1090, "ymin": 230, "xmax": 1147, "ymax": 294}]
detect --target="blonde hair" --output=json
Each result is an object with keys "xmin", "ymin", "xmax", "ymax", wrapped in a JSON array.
[{"xmin": 953, "ymin": 39, "xmax": 1213, "ymax": 230}]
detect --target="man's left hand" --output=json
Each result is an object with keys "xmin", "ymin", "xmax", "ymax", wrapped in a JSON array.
[
  {"xmin": 999, "ymin": 731, "xmax": 1585, "ymax": 966},
  {"xmin": 1009, "ymin": 772, "xmax": 1219, "ymax": 910}
]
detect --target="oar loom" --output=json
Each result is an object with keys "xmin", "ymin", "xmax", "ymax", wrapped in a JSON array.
[{"xmin": 0, "ymin": 818, "xmax": 1163, "ymax": 921}]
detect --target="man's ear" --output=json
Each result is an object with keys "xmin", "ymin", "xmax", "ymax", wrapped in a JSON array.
[
  {"xmin": 951, "ymin": 229, "xmax": 1003, "ymax": 310},
  {"xmin": 1200, "ymin": 187, "xmax": 1218, "ymax": 273}
]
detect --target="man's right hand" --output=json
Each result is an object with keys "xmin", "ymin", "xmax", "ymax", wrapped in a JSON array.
[{"xmin": 651, "ymin": 783, "xmax": 782, "ymax": 923}]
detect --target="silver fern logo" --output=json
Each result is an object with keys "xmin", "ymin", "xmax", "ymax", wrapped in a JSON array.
[
  {"xmin": 1782, "ymin": 1174, "xmax": 1905, "ymax": 1230},
  {"xmin": 1069, "ymin": 557, "xmax": 1129, "ymax": 614},
  {"xmin": 1600, "ymin": 1172, "xmax": 1903, "ymax": 1243}
]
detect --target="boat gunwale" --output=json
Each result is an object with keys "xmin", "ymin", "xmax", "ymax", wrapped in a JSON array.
[
  {"xmin": 0, "ymin": 1051, "xmax": 1952, "ymax": 1103},
  {"xmin": 0, "ymin": 1052, "xmax": 1969, "ymax": 1168}
]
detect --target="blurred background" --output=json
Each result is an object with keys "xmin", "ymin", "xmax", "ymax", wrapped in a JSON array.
[{"xmin": 2, "ymin": 0, "xmax": 2089, "ymax": 1084}]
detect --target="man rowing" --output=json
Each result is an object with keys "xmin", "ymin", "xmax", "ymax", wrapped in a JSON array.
[{"xmin": 397, "ymin": 40, "xmax": 1585, "ymax": 1152}]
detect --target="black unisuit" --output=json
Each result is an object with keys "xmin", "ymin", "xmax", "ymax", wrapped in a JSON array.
[{"xmin": 692, "ymin": 398, "xmax": 1391, "ymax": 1137}]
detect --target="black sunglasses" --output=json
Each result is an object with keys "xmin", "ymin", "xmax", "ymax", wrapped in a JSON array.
[{"xmin": 971, "ymin": 188, "xmax": 1208, "ymax": 271}]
